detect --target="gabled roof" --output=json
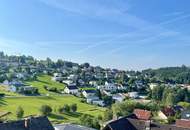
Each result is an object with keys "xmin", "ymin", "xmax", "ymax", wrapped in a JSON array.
[
  {"xmin": 103, "ymin": 117, "xmax": 142, "ymax": 130},
  {"xmin": 133, "ymin": 109, "xmax": 151, "ymax": 120},
  {"xmin": 0, "ymin": 116, "xmax": 54, "ymax": 130},
  {"xmin": 176, "ymin": 119, "xmax": 190, "ymax": 129},
  {"xmin": 83, "ymin": 90, "xmax": 96, "ymax": 94},
  {"xmin": 54, "ymin": 124, "xmax": 96, "ymax": 130},
  {"xmin": 103, "ymin": 117, "xmax": 190, "ymax": 130},
  {"xmin": 66, "ymin": 85, "xmax": 78, "ymax": 90}
]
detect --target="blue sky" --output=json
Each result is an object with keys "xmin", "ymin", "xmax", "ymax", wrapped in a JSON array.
[{"xmin": 0, "ymin": 0, "xmax": 190, "ymax": 70}]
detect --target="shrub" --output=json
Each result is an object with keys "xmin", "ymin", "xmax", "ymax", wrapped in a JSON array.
[
  {"xmin": 16, "ymin": 106, "xmax": 24, "ymax": 119},
  {"xmin": 70, "ymin": 104, "xmax": 77, "ymax": 113},
  {"xmin": 39, "ymin": 105, "xmax": 52, "ymax": 116}
]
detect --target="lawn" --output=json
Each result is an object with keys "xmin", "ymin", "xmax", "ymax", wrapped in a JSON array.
[
  {"xmin": 0, "ymin": 95, "xmax": 105, "ymax": 123},
  {"xmin": 25, "ymin": 75, "xmax": 66, "ymax": 95}
]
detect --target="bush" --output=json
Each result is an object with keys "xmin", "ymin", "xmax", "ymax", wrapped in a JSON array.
[
  {"xmin": 167, "ymin": 116, "xmax": 175, "ymax": 124},
  {"xmin": 16, "ymin": 106, "xmax": 24, "ymax": 119},
  {"xmin": 70, "ymin": 104, "xmax": 77, "ymax": 113},
  {"xmin": 39, "ymin": 105, "xmax": 52, "ymax": 116},
  {"xmin": 63, "ymin": 104, "xmax": 70, "ymax": 113}
]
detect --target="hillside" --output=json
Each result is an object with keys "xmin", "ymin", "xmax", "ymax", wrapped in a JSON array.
[
  {"xmin": 0, "ymin": 96, "xmax": 104, "ymax": 124},
  {"xmin": 142, "ymin": 66, "xmax": 190, "ymax": 84},
  {"xmin": 25, "ymin": 75, "xmax": 66, "ymax": 95}
]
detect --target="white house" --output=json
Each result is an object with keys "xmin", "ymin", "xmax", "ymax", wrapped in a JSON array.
[
  {"xmin": 128, "ymin": 92, "xmax": 139, "ymax": 99},
  {"xmin": 89, "ymin": 81, "xmax": 98, "ymax": 86},
  {"xmin": 52, "ymin": 77, "xmax": 64, "ymax": 82},
  {"xmin": 112, "ymin": 94, "xmax": 126, "ymax": 102},
  {"xmin": 157, "ymin": 111, "xmax": 168, "ymax": 121},
  {"xmin": 86, "ymin": 96, "xmax": 100, "ymax": 103},
  {"xmin": 3, "ymin": 80, "xmax": 25, "ymax": 92},
  {"xmin": 92, "ymin": 99, "xmax": 105, "ymax": 107},
  {"xmin": 53, "ymin": 73, "xmax": 62, "ymax": 77},
  {"xmin": 67, "ymin": 74, "xmax": 78, "ymax": 81},
  {"xmin": 64, "ymin": 85, "xmax": 78, "ymax": 94},
  {"xmin": 82, "ymin": 90, "xmax": 97, "ymax": 98},
  {"xmin": 97, "ymin": 82, "xmax": 117, "ymax": 91},
  {"xmin": 62, "ymin": 80, "xmax": 76, "ymax": 86}
]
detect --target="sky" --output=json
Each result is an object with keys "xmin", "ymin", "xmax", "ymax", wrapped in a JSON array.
[{"xmin": 0, "ymin": 0, "xmax": 190, "ymax": 70}]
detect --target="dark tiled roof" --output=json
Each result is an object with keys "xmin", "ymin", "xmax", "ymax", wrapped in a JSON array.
[
  {"xmin": 67, "ymin": 85, "xmax": 78, "ymax": 90},
  {"xmin": 0, "ymin": 116, "xmax": 54, "ymax": 130},
  {"xmin": 133, "ymin": 109, "xmax": 151, "ymax": 120},
  {"xmin": 83, "ymin": 90, "xmax": 96, "ymax": 93},
  {"xmin": 54, "ymin": 124, "xmax": 96, "ymax": 130},
  {"xmin": 103, "ymin": 118, "xmax": 144, "ymax": 130},
  {"xmin": 103, "ymin": 117, "xmax": 190, "ymax": 130}
]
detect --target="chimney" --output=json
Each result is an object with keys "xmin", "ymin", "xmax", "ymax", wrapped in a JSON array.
[{"xmin": 24, "ymin": 118, "xmax": 31, "ymax": 128}]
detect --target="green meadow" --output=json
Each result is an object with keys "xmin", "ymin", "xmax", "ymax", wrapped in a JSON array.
[
  {"xmin": 0, "ymin": 95, "xmax": 104, "ymax": 123},
  {"xmin": 0, "ymin": 75, "xmax": 105, "ymax": 123},
  {"xmin": 25, "ymin": 75, "xmax": 66, "ymax": 95}
]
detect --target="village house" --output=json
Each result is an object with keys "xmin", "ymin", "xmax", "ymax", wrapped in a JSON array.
[
  {"xmin": 89, "ymin": 81, "xmax": 98, "ymax": 87},
  {"xmin": 3, "ymin": 80, "xmax": 25, "ymax": 92},
  {"xmin": 103, "ymin": 109, "xmax": 190, "ymax": 130},
  {"xmin": 133, "ymin": 109, "xmax": 151, "ymax": 120},
  {"xmin": 82, "ymin": 90, "xmax": 97, "ymax": 98},
  {"xmin": 112, "ymin": 93, "xmax": 126, "ymax": 102},
  {"xmin": 97, "ymin": 81, "xmax": 117, "ymax": 91},
  {"xmin": 62, "ymin": 80, "xmax": 76, "ymax": 86},
  {"xmin": 92, "ymin": 99, "xmax": 105, "ymax": 107},
  {"xmin": 52, "ymin": 73, "xmax": 64, "ymax": 82},
  {"xmin": 94, "ymin": 72, "xmax": 104, "ymax": 79},
  {"xmin": 78, "ymin": 79, "xmax": 85, "ymax": 86},
  {"xmin": 64, "ymin": 85, "xmax": 78, "ymax": 94},
  {"xmin": 103, "ymin": 116, "xmax": 190, "ymax": 130},
  {"xmin": 67, "ymin": 74, "xmax": 78, "ymax": 82},
  {"xmin": 128, "ymin": 92, "xmax": 139, "ymax": 99},
  {"xmin": 157, "ymin": 110, "xmax": 168, "ymax": 121},
  {"xmin": 82, "ymin": 90, "xmax": 104, "ymax": 106},
  {"xmin": 0, "ymin": 116, "xmax": 54, "ymax": 130},
  {"xmin": 54, "ymin": 124, "xmax": 96, "ymax": 130}
]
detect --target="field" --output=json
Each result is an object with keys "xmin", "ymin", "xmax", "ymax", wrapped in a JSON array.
[
  {"xmin": 25, "ymin": 75, "xmax": 66, "ymax": 95},
  {"xmin": 0, "ymin": 75, "xmax": 105, "ymax": 123},
  {"xmin": 0, "ymin": 95, "xmax": 105, "ymax": 123}
]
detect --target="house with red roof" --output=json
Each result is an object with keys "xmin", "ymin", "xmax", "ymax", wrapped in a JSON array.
[{"xmin": 133, "ymin": 109, "xmax": 151, "ymax": 120}]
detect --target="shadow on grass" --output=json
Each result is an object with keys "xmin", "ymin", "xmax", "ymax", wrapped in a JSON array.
[
  {"xmin": 49, "ymin": 113, "xmax": 65, "ymax": 120},
  {"xmin": 63, "ymin": 112, "xmax": 83, "ymax": 118},
  {"xmin": 0, "ymin": 98, "xmax": 7, "ymax": 106},
  {"xmin": 36, "ymin": 79, "xmax": 51, "ymax": 85},
  {"xmin": 37, "ymin": 96, "xmax": 56, "ymax": 100}
]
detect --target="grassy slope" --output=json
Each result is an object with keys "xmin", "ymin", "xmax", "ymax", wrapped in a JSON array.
[
  {"xmin": 0, "ymin": 75, "xmax": 105, "ymax": 123},
  {"xmin": 25, "ymin": 75, "xmax": 66, "ymax": 95},
  {"xmin": 0, "ymin": 95, "xmax": 104, "ymax": 123}
]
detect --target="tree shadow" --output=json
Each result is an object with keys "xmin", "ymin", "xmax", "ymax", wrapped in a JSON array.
[
  {"xmin": 0, "ymin": 98, "xmax": 7, "ymax": 106},
  {"xmin": 49, "ymin": 113, "xmax": 65, "ymax": 120},
  {"xmin": 64, "ymin": 112, "xmax": 83, "ymax": 118},
  {"xmin": 36, "ymin": 79, "xmax": 51, "ymax": 85}
]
